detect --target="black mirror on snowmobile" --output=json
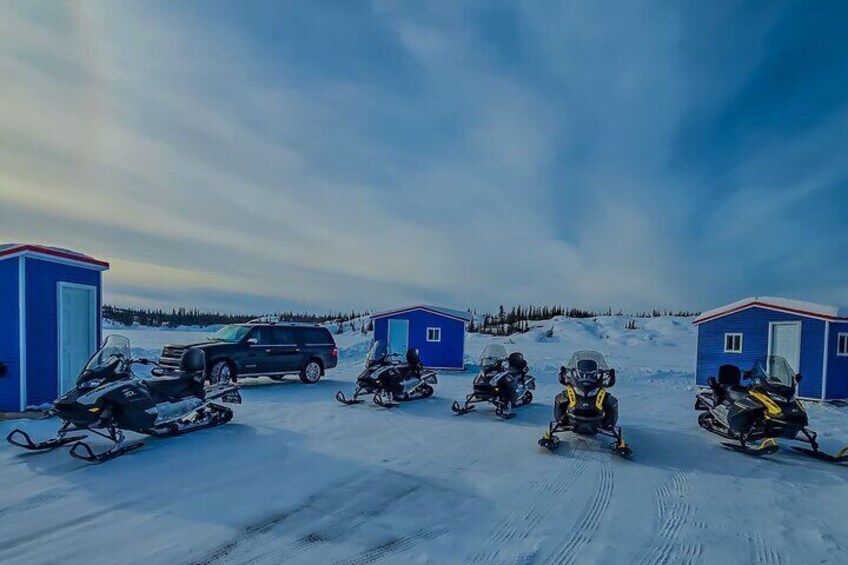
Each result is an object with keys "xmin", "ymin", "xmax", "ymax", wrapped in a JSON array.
[
  {"xmin": 707, "ymin": 376, "xmax": 718, "ymax": 388},
  {"xmin": 606, "ymin": 369, "xmax": 616, "ymax": 387},
  {"xmin": 795, "ymin": 373, "xmax": 802, "ymax": 383}
]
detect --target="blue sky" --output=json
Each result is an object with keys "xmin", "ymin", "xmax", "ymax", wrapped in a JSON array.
[{"xmin": 1, "ymin": 1, "xmax": 846, "ymax": 313}]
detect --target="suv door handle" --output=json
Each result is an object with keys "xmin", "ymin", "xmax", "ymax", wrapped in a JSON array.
[{"xmin": 265, "ymin": 349, "xmax": 272, "ymax": 353}]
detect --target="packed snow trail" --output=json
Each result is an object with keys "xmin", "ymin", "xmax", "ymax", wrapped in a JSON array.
[{"xmin": 1, "ymin": 317, "xmax": 847, "ymax": 564}]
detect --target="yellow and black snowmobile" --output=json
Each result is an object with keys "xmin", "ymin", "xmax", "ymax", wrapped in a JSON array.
[
  {"xmin": 695, "ymin": 355, "xmax": 848, "ymax": 462},
  {"xmin": 539, "ymin": 350, "xmax": 632, "ymax": 458}
]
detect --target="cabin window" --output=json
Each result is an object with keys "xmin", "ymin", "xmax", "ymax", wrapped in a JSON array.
[
  {"xmin": 426, "ymin": 327, "xmax": 442, "ymax": 342},
  {"xmin": 724, "ymin": 333, "xmax": 743, "ymax": 353},
  {"xmin": 838, "ymin": 333, "xmax": 848, "ymax": 356}
]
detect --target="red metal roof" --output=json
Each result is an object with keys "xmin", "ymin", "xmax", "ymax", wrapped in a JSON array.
[{"xmin": 0, "ymin": 244, "xmax": 110, "ymax": 269}]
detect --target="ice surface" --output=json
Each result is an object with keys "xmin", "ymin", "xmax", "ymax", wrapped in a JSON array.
[{"xmin": 1, "ymin": 317, "xmax": 846, "ymax": 564}]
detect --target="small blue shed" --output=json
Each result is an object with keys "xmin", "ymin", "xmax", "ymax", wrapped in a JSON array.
[
  {"xmin": 372, "ymin": 305, "xmax": 472, "ymax": 370},
  {"xmin": 694, "ymin": 297, "xmax": 848, "ymax": 400},
  {"xmin": 0, "ymin": 244, "xmax": 109, "ymax": 412}
]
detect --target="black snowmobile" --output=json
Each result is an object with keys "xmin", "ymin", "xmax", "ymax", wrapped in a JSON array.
[
  {"xmin": 7, "ymin": 335, "xmax": 242, "ymax": 463},
  {"xmin": 451, "ymin": 344, "xmax": 535, "ymax": 420},
  {"xmin": 336, "ymin": 340, "xmax": 437, "ymax": 408},
  {"xmin": 538, "ymin": 350, "xmax": 632, "ymax": 457},
  {"xmin": 695, "ymin": 355, "xmax": 848, "ymax": 462}
]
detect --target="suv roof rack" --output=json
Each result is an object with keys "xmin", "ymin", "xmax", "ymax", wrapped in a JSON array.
[{"xmin": 245, "ymin": 315, "xmax": 321, "ymax": 327}]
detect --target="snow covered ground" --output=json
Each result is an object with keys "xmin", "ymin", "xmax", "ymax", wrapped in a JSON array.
[{"xmin": 2, "ymin": 317, "xmax": 847, "ymax": 564}]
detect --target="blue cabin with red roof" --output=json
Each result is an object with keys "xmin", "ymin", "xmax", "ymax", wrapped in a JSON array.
[
  {"xmin": 0, "ymin": 244, "xmax": 110, "ymax": 411},
  {"xmin": 371, "ymin": 305, "xmax": 472, "ymax": 370},
  {"xmin": 694, "ymin": 297, "xmax": 848, "ymax": 401}
]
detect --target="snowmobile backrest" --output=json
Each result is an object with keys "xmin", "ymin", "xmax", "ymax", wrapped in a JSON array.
[
  {"xmin": 181, "ymin": 349, "xmax": 206, "ymax": 374},
  {"xmin": 406, "ymin": 348, "xmax": 421, "ymax": 367},
  {"xmin": 717, "ymin": 364, "xmax": 742, "ymax": 386},
  {"xmin": 508, "ymin": 352, "xmax": 527, "ymax": 372}
]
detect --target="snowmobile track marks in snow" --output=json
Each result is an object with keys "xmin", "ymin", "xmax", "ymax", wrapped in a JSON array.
[
  {"xmin": 236, "ymin": 483, "xmax": 422, "ymax": 564},
  {"xmin": 190, "ymin": 475, "xmax": 422, "ymax": 565},
  {"xmin": 332, "ymin": 525, "xmax": 448, "ymax": 565},
  {"xmin": 750, "ymin": 532, "xmax": 782, "ymax": 565},
  {"xmin": 468, "ymin": 449, "xmax": 595, "ymax": 564},
  {"xmin": 547, "ymin": 459, "xmax": 614, "ymax": 565},
  {"xmin": 635, "ymin": 471, "xmax": 703, "ymax": 565}
]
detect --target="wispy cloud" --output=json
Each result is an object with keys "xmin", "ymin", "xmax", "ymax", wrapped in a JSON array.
[{"xmin": 1, "ymin": 1, "xmax": 846, "ymax": 312}]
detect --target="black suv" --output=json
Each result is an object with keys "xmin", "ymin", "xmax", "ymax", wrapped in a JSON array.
[{"xmin": 158, "ymin": 322, "xmax": 338, "ymax": 385}]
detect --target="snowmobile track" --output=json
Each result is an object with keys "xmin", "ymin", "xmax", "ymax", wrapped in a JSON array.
[
  {"xmin": 547, "ymin": 458, "xmax": 614, "ymax": 565},
  {"xmin": 332, "ymin": 525, "xmax": 449, "ymax": 565},
  {"xmin": 635, "ymin": 471, "xmax": 703, "ymax": 565},
  {"xmin": 468, "ymin": 448, "xmax": 595, "ymax": 563}
]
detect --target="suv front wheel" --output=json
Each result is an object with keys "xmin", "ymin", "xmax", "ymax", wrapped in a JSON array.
[
  {"xmin": 299, "ymin": 360, "xmax": 323, "ymax": 384},
  {"xmin": 210, "ymin": 360, "xmax": 236, "ymax": 385}
]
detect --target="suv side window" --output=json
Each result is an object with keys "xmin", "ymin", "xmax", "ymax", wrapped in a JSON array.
[
  {"xmin": 249, "ymin": 327, "xmax": 273, "ymax": 345},
  {"xmin": 298, "ymin": 327, "xmax": 333, "ymax": 345},
  {"xmin": 271, "ymin": 327, "xmax": 297, "ymax": 346}
]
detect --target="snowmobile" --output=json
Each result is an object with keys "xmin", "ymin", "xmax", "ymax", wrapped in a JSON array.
[
  {"xmin": 695, "ymin": 355, "xmax": 848, "ymax": 462},
  {"xmin": 6, "ymin": 335, "xmax": 242, "ymax": 463},
  {"xmin": 538, "ymin": 350, "xmax": 632, "ymax": 457},
  {"xmin": 451, "ymin": 345, "xmax": 535, "ymax": 420},
  {"xmin": 335, "ymin": 340, "xmax": 437, "ymax": 408}
]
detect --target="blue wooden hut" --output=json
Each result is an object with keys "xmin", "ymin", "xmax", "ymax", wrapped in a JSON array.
[
  {"xmin": 0, "ymin": 244, "xmax": 109, "ymax": 412},
  {"xmin": 371, "ymin": 305, "xmax": 472, "ymax": 370},
  {"xmin": 694, "ymin": 297, "xmax": 848, "ymax": 400}
]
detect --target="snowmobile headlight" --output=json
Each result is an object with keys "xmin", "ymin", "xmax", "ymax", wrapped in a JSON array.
[{"xmin": 80, "ymin": 378, "xmax": 104, "ymax": 391}]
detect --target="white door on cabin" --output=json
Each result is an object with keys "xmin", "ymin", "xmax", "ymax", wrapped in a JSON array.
[
  {"xmin": 387, "ymin": 319, "xmax": 409, "ymax": 357},
  {"xmin": 59, "ymin": 284, "xmax": 97, "ymax": 394},
  {"xmin": 769, "ymin": 322, "xmax": 802, "ymax": 374}
]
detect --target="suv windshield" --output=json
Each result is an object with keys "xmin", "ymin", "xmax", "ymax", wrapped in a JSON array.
[{"xmin": 210, "ymin": 324, "xmax": 251, "ymax": 343}]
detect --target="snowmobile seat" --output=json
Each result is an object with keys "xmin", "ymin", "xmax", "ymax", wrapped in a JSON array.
[
  {"xmin": 145, "ymin": 376, "xmax": 199, "ymax": 399},
  {"xmin": 146, "ymin": 349, "xmax": 206, "ymax": 399},
  {"xmin": 508, "ymin": 352, "xmax": 528, "ymax": 373}
]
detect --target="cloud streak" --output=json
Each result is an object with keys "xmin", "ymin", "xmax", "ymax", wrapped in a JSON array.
[{"xmin": 1, "ymin": 1, "xmax": 846, "ymax": 313}]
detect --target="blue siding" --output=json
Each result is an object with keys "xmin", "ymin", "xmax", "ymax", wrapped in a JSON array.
[
  {"xmin": 696, "ymin": 307, "xmax": 826, "ymax": 399},
  {"xmin": 25, "ymin": 258, "xmax": 102, "ymax": 407},
  {"xmin": 826, "ymin": 322, "xmax": 848, "ymax": 399},
  {"xmin": 0, "ymin": 260, "xmax": 20, "ymax": 411},
  {"xmin": 373, "ymin": 309, "xmax": 466, "ymax": 369}
]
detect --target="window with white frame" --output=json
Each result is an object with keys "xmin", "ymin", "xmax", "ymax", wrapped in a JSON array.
[
  {"xmin": 838, "ymin": 333, "xmax": 848, "ymax": 356},
  {"xmin": 724, "ymin": 333, "xmax": 743, "ymax": 353},
  {"xmin": 426, "ymin": 327, "xmax": 442, "ymax": 343}
]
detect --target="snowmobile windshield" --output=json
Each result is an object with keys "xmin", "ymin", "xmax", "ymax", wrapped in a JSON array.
[
  {"xmin": 479, "ymin": 345, "xmax": 507, "ymax": 368},
  {"xmin": 86, "ymin": 335, "xmax": 131, "ymax": 372},
  {"xmin": 565, "ymin": 351, "xmax": 609, "ymax": 385},
  {"xmin": 750, "ymin": 356, "xmax": 796, "ymax": 387},
  {"xmin": 367, "ymin": 341, "xmax": 388, "ymax": 365},
  {"xmin": 210, "ymin": 324, "xmax": 251, "ymax": 343}
]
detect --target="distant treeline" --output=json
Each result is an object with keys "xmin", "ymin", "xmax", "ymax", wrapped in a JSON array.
[
  {"xmin": 103, "ymin": 305, "xmax": 369, "ymax": 328},
  {"xmin": 467, "ymin": 305, "xmax": 699, "ymax": 336}
]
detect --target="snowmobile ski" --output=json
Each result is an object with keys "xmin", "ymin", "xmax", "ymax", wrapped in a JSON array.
[
  {"xmin": 69, "ymin": 440, "xmax": 145, "ymax": 463},
  {"xmin": 611, "ymin": 438, "xmax": 633, "ymax": 458},
  {"xmin": 538, "ymin": 432, "xmax": 560, "ymax": 451},
  {"xmin": 722, "ymin": 438, "xmax": 779, "ymax": 457},
  {"xmin": 335, "ymin": 390, "xmax": 364, "ymax": 405},
  {"xmin": 790, "ymin": 446, "xmax": 848, "ymax": 464},
  {"xmin": 6, "ymin": 429, "xmax": 87, "ymax": 451},
  {"xmin": 372, "ymin": 393, "xmax": 399, "ymax": 409},
  {"xmin": 451, "ymin": 401, "xmax": 475, "ymax": 415}
]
